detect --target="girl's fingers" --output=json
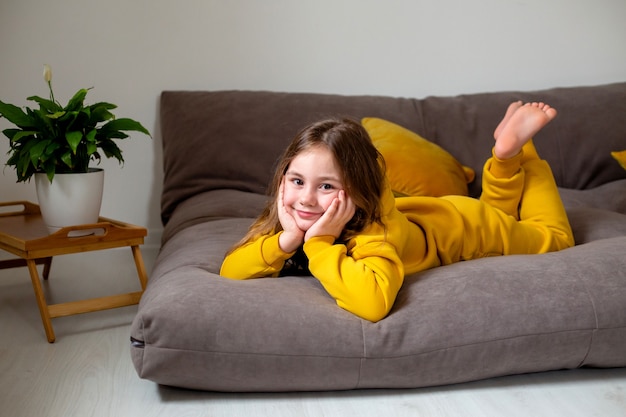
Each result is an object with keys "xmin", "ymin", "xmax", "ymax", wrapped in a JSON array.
[
  {"xmin": 321, "ymin": 191, "xmax": 355, "ymax": 228},
  {"xmin": 336, "ymin": 190, "xmax": 356, "ymax": 222}
]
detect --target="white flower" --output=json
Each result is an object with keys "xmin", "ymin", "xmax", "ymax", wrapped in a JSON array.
[{"xmin": 43, "ymin": 64, "xmax": 52, "ymax": 82}]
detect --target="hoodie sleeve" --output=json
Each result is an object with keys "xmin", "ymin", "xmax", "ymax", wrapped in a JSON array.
[
  {"xmin": 303, "ymin": 230, "xmax": 405, "ymax": 322},
  {"xmin": 220, "ymin": 232, "xmax": 294, "ymax": 279}
]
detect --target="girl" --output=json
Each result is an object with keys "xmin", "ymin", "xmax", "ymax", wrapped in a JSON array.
[{"xmin": 220, "ymin": 102, "xmax": 574, "ymax": 322}]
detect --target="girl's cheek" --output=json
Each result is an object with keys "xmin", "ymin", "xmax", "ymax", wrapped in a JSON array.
[
  {"xmin": 282, "ymin": 188, "xmax": 296, "ymax": 207},
  {"xmin": 321, "ymin": 193, "xmax": 340, "ymax": 210}
]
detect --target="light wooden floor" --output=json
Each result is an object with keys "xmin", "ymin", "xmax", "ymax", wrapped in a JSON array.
[{"xmin": 1, "ymin": 249, "xmax": 625, "ymax": 417}]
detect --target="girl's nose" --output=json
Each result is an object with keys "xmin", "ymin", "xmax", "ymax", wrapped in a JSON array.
[{"xmin": 299, "ymin": 187, "xmax": 316, "ymax": 207}]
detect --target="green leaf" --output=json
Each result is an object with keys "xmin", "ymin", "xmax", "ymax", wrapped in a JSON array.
[
  {"xmin": 91, "ymin": 151, "xmax": 102, "ymax": 164},
  {"xmin": 100, "ymin": 131, "xmax": 128, "ymax": 140},
  {"xmin": 89, "ymin": 101, "xmax": 117, "ymax": 119},
  {"xmin": 86, "ymin": 142, "xmax": 97, "ymax": 155},
  {"xmin": 17, "ymin": 156, "xmax": 32, "ymax": 181},
  {"xmin": 65, "ymin": 131, "xmax": 83, "ymax": 154},
  {"xmin": 46, "ymin": 111, "xmax": 66, "ymax": 120},
  {"xmin": 43, "ymin": 159, "xmax": 57, "ymax": 182},
  {"xmin": 0, "ymin": 100, "xmax": 35, "ymax": 128},
  {"xmin": 98, "ymin": 140, "xmax": 124, "ymax": 163},
  {"xmin": 89, "ymin": 104, "xmax": 116, "ymax": 123},
  {"xmin": 12, "ymin": 141, "xmax": 38, "ymax": 181},
  {"xmin": 2, "ymin": 128, "xmax": 16, "ymax": 139},
  {"xmin": 60, "ymin": 150, "xmax": 74, "ymax": 169},
  {"xmin": 29, "ymin": 140, "xmax": 50, "ymax": 166},
  {"xmin": 3, "ymin": 128, "xmax": 23, "ymax": 140},
  {"xmin": 5, "ymin": 149, "xmax": 19, "ymax": 166},
  {"xmin": 65, "ymin": 88, "xmax": 90, "ymax": 112},
  {"xmin": 43, "ymin": 141, "xmax": 60, "ymax": 158},
  {"xmin": 9, "ymin": 130, "xmax": 38, "ymax": 142},
  {"xmin": 90, "ymin": 101, "xmax": 116, "ymax": 111},
  {"xmin": 100, "ymin": 118, "xmax": 151, "ymax": 136},
  {"xmin": 85, "ymin": 129, "xmax": 97, "ymax": 143},
  {"xmin": 59, "ymin": 110, "xmax": 78, "ymax": 123},
  {"xmin": 27, "ymin": 95, "xmax": 62, "ymax": 113}
]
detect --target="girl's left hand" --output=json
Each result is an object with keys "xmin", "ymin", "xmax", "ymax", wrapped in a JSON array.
[{"xmin": 305, "ymin": 190, "xmax": 356, "ymax": 242}]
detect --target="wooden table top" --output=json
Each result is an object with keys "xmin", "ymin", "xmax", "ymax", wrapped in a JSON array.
[{"xmin": 0, "ymin": 201, "xmax": 147, "ymax": 257}]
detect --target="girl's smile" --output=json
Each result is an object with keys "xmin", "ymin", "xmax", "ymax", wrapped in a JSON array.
[
  {"xmin": 283, "ymin": 145, "xmax": 344, "ymax": 231},
  {"xmin": 294, "ymin": 209, "xmax": 322, "ymax": 220}
]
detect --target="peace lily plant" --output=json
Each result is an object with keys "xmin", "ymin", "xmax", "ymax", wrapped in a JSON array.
[{"xmin": 0, "ymin": 65, "xmax": 150, "ymax": 183}]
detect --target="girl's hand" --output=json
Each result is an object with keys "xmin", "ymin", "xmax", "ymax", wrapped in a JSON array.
[
  {"xmin": 305, "ymin": 190, "xmax": 356, "ymax": 242},
  {"xmin": 277, "ymin": 178, "xmax": 305, "ymax": 252}
]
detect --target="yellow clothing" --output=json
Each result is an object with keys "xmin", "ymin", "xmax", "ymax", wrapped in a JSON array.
[{"xmin": 220, "ymin": 148, "xmax": 574, "ymax": 322}]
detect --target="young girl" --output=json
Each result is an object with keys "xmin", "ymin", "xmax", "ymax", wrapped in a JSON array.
[{"xmin": 220, "ymin": 102, "xmax": 574, "ymax": 322}]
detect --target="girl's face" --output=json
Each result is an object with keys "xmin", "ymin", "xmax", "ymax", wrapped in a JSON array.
[{"xmin": 283, "ymin": 146, "xmax": 344, "ymax": 232}]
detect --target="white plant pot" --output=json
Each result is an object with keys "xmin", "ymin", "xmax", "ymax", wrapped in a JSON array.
[{"xmin": 35, "ymin": 168, "xmax": 105, "ymax": 234}]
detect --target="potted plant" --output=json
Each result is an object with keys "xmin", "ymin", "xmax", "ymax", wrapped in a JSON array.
[{"xmin": 0, "ymin": 65, "xmax": 151, "ymax": 233}]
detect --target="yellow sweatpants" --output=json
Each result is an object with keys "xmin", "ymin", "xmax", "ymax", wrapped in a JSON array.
[{"xmin": 441, "ymin": 140, "xmax": 574, "ymax": 259}]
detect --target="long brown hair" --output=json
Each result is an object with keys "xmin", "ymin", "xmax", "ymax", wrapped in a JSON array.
[{"xmin": 229, "ymin": 117, "xmax": 386, "ymax": 252}]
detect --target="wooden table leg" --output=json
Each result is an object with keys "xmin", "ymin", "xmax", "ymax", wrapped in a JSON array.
[
  {"xmin": 131, "ymin": 245, "xmax": 148, "ymax": 290},
  {"xmin": 42, "ymin": 257, "xmax": 53, "ymax": 280},
  {"xmin": 26, "ymin": 259, "xmax": 56, "ymax": 343}
]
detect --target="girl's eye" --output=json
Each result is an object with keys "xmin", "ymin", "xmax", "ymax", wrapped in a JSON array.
[
  {"xmin": 292, "ymin": 178, "xmax": 303, "ymax": 186},
  {"xmin": 320, "ymin": 183, "xmax": 334, "ymax": 191}
]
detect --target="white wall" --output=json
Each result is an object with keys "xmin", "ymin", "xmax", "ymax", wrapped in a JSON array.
[{"xmin": 1, "ymin": 0, "xmax": 625, "ymax": 257}]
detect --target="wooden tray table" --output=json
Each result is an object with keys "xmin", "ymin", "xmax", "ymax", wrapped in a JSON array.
[{"xmin": 0, "ymin": 201, "xmax": 148, "ymax": 343}]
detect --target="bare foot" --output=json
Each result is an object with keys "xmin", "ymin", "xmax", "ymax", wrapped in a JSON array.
[
  {"xmin": 494, "ymin": 102, "xmax": 557, "ymax": 160},
  {"xmin": 494, "ymin": 100, "xmax": 523, "ymax": 140}
]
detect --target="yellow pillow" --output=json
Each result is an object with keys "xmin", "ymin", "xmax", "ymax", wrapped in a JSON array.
[
  {"xmin": 362, "ymin": 117, "xmax": 475, "ymax": 197},
  {"xmin": 612, "ymin": 150, "xmax": 626, "ymax": 170}
]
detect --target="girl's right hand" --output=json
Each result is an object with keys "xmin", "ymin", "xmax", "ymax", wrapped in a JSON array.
[{"xmin": 277, "ymin": 177, "xmax": 305, "ymax": 252}]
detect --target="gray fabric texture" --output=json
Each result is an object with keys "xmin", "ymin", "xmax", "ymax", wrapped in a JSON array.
[{"xmin": 132, "ymin": 84, "xmax": 626, "ymax": 392}]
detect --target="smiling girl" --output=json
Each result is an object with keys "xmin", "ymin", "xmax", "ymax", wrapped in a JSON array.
[{"xmin": 220, "ymin": 103, "xmax": 574, "ymax": 321}]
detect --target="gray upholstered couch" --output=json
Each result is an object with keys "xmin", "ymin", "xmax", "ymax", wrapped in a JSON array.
[{"xmin": 130, "ymin": 84, "xmax": 626, "ymax": 392}]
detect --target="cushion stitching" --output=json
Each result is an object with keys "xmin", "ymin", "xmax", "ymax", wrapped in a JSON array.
[
  {"xmin": 365, "ymin": 327, "xmax": 603, "ymax": 360},
  {"xmin": 570, "ymin": 275, "xmax": 601, "ymax": 367},
  {"xmin": 356, "ymin": 319, "xmax": 366, "ymax": 389},
  {"xmin": 139, "ymin": 326, "xmax": 617, "ymax": 359}
]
